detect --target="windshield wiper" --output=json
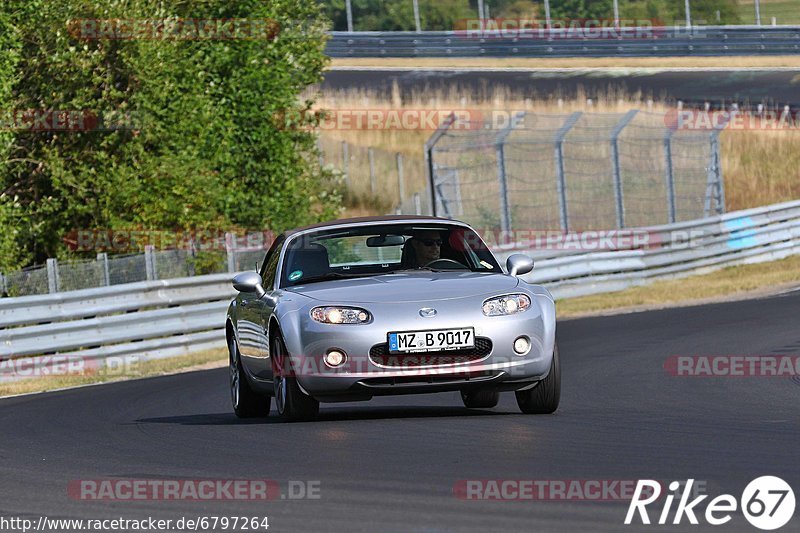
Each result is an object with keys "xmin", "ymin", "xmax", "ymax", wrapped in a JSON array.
[{"xmin": 291, "ymin": 272, "xmax": 369, "ymax": 285}]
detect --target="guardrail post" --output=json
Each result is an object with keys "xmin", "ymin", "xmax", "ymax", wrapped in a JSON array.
[
  {"xmin": 396, "ymin": 152, "xmax": 405, "ymax": 206},
  {"xmin": 0, "ymin": 272, "xmax": 7, "ymax": 297},
  {"xmin": 424, "ymin": 112, "xmax": 456, "ymax": 216},
  {"xmin": 97, "ymin": 253, "xmax": 110, "ymax": 286},
  {"xmin": 368, "ymin": 147, "xmax": 376, "ymax": 195},
  {"xmin": 46, "ymin": 258, "xmax": 59, "ymax": 293},
  {"xmin": 553, "ymin": 112, "xmax": 583, "ymax": 232},
  {"xmin": 663, "ymin": 130, "xmax": 677, "ymax": 224},
  {"xmin": 610, "ymin": 110, "xmax": 639, "ymax": 229},
  {"xmin": 226, "ymin": 232, "xmax": 237, "ymax": 273},
  {"xmin": 144, "ymin": 245, "xmax": 157, "ymax": 281},
  {"xmin": 341, "ymin": 141, "xmax": 350, "ymax": 188}
]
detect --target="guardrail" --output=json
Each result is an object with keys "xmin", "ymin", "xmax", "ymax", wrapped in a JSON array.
[
  {"xmin": 326, "ymin": 26, "xmax": 800, "ymax": 57},
  {"xmin": 1, "ymin": 199, "xmax": 799, "ymax": 380},
  {"xmin": 495, "ymin": 199, "xmax": 800, "ymax": 298},
  {"xmin": 0, "ymin": 275, "xmax": 235, "ymax": 380}
]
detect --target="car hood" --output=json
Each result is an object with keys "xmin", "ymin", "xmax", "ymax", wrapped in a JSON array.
[{"xmin": 286, "ymin": 271, "xmax": 520, "ymax": 303}]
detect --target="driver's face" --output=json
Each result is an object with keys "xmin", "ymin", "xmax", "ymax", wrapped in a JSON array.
[{"xmin": 411, "ymin": 230, "xmax": 442, "ymax": 266}]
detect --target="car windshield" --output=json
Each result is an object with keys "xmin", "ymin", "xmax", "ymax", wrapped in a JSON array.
[{"xmin": 279, "ymin": 223, "xmax": 500, "ymax": 287}]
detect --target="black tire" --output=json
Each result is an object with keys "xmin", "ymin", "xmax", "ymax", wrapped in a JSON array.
[
  {"xmin": 272, "ymin": 335, "xmax": 319, "ymax": 422},
  {"xmin": 461, "ymin": 389, "xmax": 500, "ymax": 409},
  {"xmin": 229, "ymin": 336, "xmax": 270, "ymax": 418},
  {"xmin": 516, "ymin": 343, "xmax": 561, "ymax": 414}
]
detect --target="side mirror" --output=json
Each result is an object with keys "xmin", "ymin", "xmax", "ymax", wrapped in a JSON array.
[
  {"xmin": 232, "ymin": 271, "xmax": 266, "ymax": 298},
  {"xmin": 506, "ymin": 254, "xmax": 534, "ymax": 277}
]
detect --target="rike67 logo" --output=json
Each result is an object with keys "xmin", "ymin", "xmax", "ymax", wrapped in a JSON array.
[{"xmin": 625, "ymin": 477, "xmax": 795, "ymax": 530}]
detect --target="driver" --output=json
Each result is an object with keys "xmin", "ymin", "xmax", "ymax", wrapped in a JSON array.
[{"xmin": 409, "ymin": 229, "xmax": 443, "ymax": 267}]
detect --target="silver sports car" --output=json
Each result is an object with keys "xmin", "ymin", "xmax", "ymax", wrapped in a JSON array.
[{"xmin": 226, "ymin": 215, "xmax": 559, "ymax": 421}]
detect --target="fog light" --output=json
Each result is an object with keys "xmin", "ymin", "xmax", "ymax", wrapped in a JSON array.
[
  {"xmin": 324, "ymin": 349, "xmax": 346, "ymax": 367},
  {"xmin": 513, "ymin": 336, "xmax": 530, "ymax": 355}
]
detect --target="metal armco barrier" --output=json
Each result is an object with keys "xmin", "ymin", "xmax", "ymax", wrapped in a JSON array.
[
  {"xmin": 495, "ymin": 199, "xmax": 800, "ymax": 298},
  {"xmin": 0, "ymin": 275, "xmax": 236, "ymax": 378},
  {"xmin": 325, "ymin": 26, "xmax": 800, "ymax": 57},
  {"xmin": 1, "ymin": 200, "xmax": 799, "ymax": 378}
]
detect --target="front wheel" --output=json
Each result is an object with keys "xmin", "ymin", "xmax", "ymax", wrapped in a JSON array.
[
  {"xmin": 516, "ymin": 343, "xmax": 560, "ymax": 414},
  {"xmin": 272, "ymin": 335, "xmax": 319, "ymax": 422},
  {"xmin": 229, "ymin": 337, "xmax": 270, "ymax": 418}
]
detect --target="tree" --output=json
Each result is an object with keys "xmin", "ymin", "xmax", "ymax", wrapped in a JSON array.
[{"xmin": 0, "ymin": 0, "xmax": 341, "ymax": 267}]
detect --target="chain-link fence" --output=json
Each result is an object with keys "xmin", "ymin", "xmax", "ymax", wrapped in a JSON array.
[
  {"xmin": 425, "ymin": 110, "xmax": 724, "ymax": 232},
  {"xmin": 317, "ymin": 136, "xmax": 428, "ymax": 213},
  {"xmin": 329, "ymin": 0, "xmax": 800, "ymax": 31},
  {"xmin": 0, "ymin": 241, "xmax": 270, "ymax": 298}
]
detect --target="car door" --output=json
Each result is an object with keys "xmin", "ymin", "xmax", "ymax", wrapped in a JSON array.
[
  {"xmin": 236, "ymin": 239, "xmax": 282, "ymax": 376},
  {"xmin": 240, "ymin": 236, "xmax": 283, "ymax": 380}
]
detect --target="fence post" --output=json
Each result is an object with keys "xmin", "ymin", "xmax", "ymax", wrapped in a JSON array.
[
  {"xmin": 610, "ymin": 110, "xmax": 638, "ymax": 229},
  {"xmin": 97, "ymin": 253, "xmax": 110, "ymax": 286},
  {"xmin": 226, "ymin": 232, "xmax": 237, "ymax": 273},
  {"xmin": 368, "ymin": 147, "xmax": 376, "ymax": 195},
  {"xmin": 396, "ymin": 152, "xmax": 405, "ymax": 207},
  {"xmin": 685, "ymin": 0, "xmax": 692, "ymax": 29},
  {"xmin": 704, "ymin": 129, "xmax": 726, "ymax": 216},
  {"xmin": 345, "ymin": 0, "xmax": 353, "ymax": 32},
  {"xmin": 553, "ymin": 112, "xmax": 583, "ymax": 232},
  {"xmin": 0, "ymin": 272, "xmax": 7, "ymax": 296},
  {"xmin": 316, "ymin": 137, "xmax": 325, "ymax": 168},
  {"xmin": 46, "ymin": 258, "xmax": 59, "ymax": 293},
  {"xmin": 494, "ymin": 111, "xmax": 525, "ymax": 234},
  {"xmin": 663, "ymin": 130, "xmax": 677, "ymax": 224},
  {"xmin": 341, "ymin": 141, "xmax": 350, "ymax": 188},
  {"xmin": 413, "ymin": 193, "xmax": 422, "ymax": 215},
  {"xmin": 544, "ymin": 0, "xmax": 552, "ymax": 30},
  {"xmin": 145, "ymin": 245, "xmax": 157, "ymax": 281},
  {"xmin": 424, "ymin": 112, "xmax": 456, "ymax": 216},
  {"xmin": 187, "ymin": 238, "xmax": 197, "ymax": 277},
  {"xmin": 413, "ymin": 0, "xmax": 421, "ymax": 32},
  {"xmin": 714, "ymin": 133, "xmax": 726, "ymax": 213}
]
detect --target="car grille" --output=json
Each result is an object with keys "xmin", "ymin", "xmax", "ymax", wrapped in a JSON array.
[{"xmin": 369, "ymin": 337, "xmax": 492, "ymax": 368}]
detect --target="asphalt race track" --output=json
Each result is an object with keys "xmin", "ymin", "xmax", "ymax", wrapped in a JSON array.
[
  {"xmin": 1, "ymin": 291, "xmax": 799, "ymax": 532},
  {"xmin": 321, "ymin": 68, "xmax": 800, "ymax": 109}
]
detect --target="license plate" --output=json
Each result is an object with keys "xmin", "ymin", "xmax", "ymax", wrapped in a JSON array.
[{"xmin": 388, "ymin": 328, "xmax": 475, "ymax": 354}]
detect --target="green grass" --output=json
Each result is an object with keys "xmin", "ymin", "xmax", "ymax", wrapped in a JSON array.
[
  {"xmin": 736, "ymin": 0, "xmax": 800, "ymax": 24},
  {"xmin": 557, "ymin": 254, "xmax": 800, "ymax": 318},
  {"xmin": 0, "ymin": 348, "xmax": 226, "ymax": 398}
]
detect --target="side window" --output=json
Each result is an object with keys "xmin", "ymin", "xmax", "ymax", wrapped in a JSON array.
[{"xmin": 259, "ymin": 236, "xmax": 284, "ymax": 290}]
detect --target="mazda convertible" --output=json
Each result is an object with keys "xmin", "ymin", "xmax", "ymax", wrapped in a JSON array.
[{"xmin": 226, "ymin": 215, "xmax": 559, "ymax": 421}]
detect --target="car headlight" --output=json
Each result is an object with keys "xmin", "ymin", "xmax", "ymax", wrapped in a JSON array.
[
  {"xmin": 311, "ymin": 306, "xmax": 371, "ymax": 324},
  {"xmin": 482, "ymin": 294, "xmax": 531, "ymax": 316}
]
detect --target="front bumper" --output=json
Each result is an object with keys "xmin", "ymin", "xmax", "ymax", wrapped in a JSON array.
[{"xmin": 279, "ymin": 294, "xmax": 556, "ymax": 401}]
